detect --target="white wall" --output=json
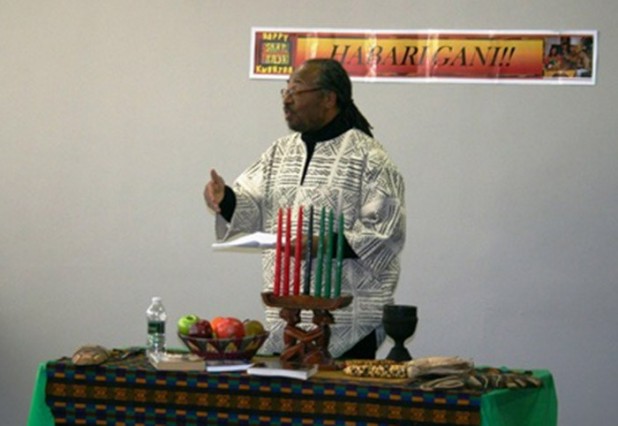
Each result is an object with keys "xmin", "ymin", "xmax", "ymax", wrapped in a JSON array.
[{"xmin": 2, "ymin": 1, "xmax": 617, "ymax": 425}]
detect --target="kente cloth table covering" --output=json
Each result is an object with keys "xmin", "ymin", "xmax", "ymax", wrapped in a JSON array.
[{"xmin": 29, "ymin": 354, "xmax": 557, "ymax": 426}]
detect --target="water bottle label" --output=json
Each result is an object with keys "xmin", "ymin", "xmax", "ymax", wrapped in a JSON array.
[{"xmin": 148, "ymin": 321, "xmax": 165, "ymax": 334}]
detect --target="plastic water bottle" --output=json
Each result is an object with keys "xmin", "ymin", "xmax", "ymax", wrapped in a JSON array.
[{"xmin": 146, "ymin": 297, "xmax": 167, "ymax": 358}]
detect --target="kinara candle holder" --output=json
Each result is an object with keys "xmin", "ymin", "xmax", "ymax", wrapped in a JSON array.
[{"xmin": 261, "ymin": 292, "xmax": 352, "ymax": 369}]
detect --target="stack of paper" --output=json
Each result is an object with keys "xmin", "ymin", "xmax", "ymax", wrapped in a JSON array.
[{"xmin": 247, "ymin": 359, "xmax": 318, "ymax": 380}]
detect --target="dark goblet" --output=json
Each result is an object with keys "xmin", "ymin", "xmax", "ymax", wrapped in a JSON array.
[{"xmin": 382, "ymin": 304, "xmax": 418, "ymax": 361}]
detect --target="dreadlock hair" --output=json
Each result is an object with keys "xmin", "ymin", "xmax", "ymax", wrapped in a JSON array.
[{"xmin": 306, "ymin": 58, "xmax": 374, "ymax": 137}]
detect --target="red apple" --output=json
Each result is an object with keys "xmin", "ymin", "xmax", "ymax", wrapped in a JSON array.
[
  {"xmin": 189, "ymin": 319, "xmax": 213, "ymax": 338},
  {"xmin": 211, "ymin": 316, "xmax": 245, "ymax": 339}
]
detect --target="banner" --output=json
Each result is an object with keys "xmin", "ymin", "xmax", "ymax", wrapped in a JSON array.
[{"xmin": 251, "ymin": 28, "xmax": 597, "ymax": 85}]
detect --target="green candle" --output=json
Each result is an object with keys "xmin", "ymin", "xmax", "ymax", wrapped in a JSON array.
[
  {"xmin": 324, "ymin": 209, "xmax": 334, "ymax": 298},
  {"xmin": 334, "ymin": 212, "xmax": 344, "ymax": 297},
  {"xmin": 302, "ymin": 205, "xmax": 313, "ymax": 295},
  {"xmin": 314, "ymin": 207, "xmax": 325, "ymax": 297}
]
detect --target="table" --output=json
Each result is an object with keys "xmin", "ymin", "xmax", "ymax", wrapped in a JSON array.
[{"xmin": 28, "ymin": 355, "xmax": 557, "ymax": 426}]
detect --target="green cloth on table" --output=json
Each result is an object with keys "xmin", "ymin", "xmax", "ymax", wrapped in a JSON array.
[
  {"xmin": 27, "ymin": 363, "xmax": 54, "ymax": 426},
  {"xmin": 481, "ymin": 370, "xmax": 558, "ymax": 426}
]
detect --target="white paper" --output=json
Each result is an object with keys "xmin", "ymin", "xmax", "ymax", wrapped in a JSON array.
[
  {"xmin": 205, "ymin": 360, "xmax": 254, "ymax": 372},
  {"xmin": 212, "ymin": 232, "xmax": 277, "ymax": 250}
]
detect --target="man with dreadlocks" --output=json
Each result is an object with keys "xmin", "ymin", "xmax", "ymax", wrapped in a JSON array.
[{"xmin": 204, "ymin": 58, "xmax": 405, "ymax": 359}]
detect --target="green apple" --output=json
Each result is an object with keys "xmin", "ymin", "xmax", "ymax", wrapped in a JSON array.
[
  {"xmin": 177, "ymin": 314, "xmax": 200, "ymax": 335},
  {"xmin": 243, "ymin": 319, "xmax": 265, "ymax": 336}
]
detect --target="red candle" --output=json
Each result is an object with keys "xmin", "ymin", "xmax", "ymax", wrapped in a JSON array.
[
  {"xmin": 283, "ymin": 207, "xmax": 291, "ymax": 296},
  {"xmin": 314, "ymin": 207, "xmax": 325, "ymax": 297},
  {"xmin": 293, "ymin": 206, "xmax": 303, "ymax": 295},
  {"xmin": 274, "ymin": 208, "xmax": 283, "ymax": 296}
]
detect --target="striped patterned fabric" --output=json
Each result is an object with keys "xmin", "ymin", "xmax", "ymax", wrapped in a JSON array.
[{"xmin": 45, "ymin": 355, "xmax": 481, "ymax": 425}]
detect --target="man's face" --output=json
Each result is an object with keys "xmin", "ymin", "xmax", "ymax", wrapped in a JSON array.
[{"xmin": 282, "ymin": 65, "xmax": 331, "ymax": 133}]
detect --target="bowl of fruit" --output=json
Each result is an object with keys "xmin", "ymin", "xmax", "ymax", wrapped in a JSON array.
[{"xmin": 177, "ymin": 315, "xmax": 269, "ymax": 361}]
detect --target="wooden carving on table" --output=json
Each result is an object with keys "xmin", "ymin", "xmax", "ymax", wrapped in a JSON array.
[{"xmin": 262, "ymin": 292, "xmax": 352, "ymax": 368}]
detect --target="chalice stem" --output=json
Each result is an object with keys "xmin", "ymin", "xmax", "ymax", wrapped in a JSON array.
[{"xmin": 387, "ymin": 341, "xmax": 412, "ymax": 361}]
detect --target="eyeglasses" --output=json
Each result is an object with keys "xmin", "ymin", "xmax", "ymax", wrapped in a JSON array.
[{"xmin": 280, "ymin": 87, "xmax": 322, "ymax": 99}]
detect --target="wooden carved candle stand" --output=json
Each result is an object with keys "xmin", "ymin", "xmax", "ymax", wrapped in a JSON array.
[{"xmin": 261, "ymin": 292, "xmax": 353, "ymax": 369}]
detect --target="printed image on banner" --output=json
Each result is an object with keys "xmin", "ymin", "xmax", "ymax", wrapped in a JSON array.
[
  {"xmin": 250, "ymin": 28, "xmax": 597, "ymax": 85},
  {"xmin": 254, "ymin": 31, "xmax": 294, "ymax": 76}
]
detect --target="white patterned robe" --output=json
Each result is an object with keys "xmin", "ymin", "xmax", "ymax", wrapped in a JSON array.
[{"xmin": 215, "ymin": 128, "xmax": 406, "ymax": 357}]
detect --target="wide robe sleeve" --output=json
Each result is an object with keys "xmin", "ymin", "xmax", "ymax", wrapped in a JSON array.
[
  {"xmin": 214, "ymin": 142, "xmax": 277, "ymax": 240},
  {"xmin": 346, "ymin": 146, "xmax": 406, "ymax": 281}
]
